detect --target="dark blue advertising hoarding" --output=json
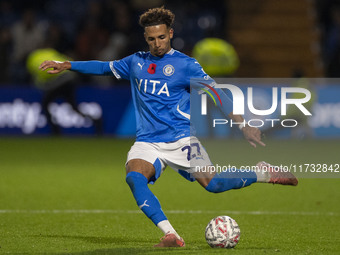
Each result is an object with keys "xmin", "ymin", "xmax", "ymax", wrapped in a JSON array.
[
  {"xmin": 0, "ymin": 85, "xmax": 136, "ymax": 136},
  {"xmin": 0, "ymin": 82, "xmax": 339, "ymax": 138}
]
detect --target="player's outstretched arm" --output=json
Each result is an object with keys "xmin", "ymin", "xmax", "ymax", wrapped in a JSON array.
[
  {"xmin": 40, "ymin": 60, "xmax": 112, "ymax": 76},
  {"xmin": 39, "ymin": 61, "xmax": 71, "ymax": 74},
  {"xmin": 228, "ymin": 112, "xmax": 266, "ymax": 148}
]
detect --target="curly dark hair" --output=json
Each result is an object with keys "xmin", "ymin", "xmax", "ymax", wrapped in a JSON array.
[{"xmin": 139, "ymin": 6, "xmax": 175, "ymax": 28}]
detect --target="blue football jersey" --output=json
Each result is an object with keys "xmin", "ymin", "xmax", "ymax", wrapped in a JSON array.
[{"xmin": 110, "ymin": 49, "xmax": 212, "ymax": 143}]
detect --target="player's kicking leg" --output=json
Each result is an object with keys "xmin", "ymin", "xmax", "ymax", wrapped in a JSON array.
[
  {"xmin": 255, "ymin": 161, "xmax": 298, "ymax": 186},
  {"xmin": 125, "ymin": 159, "xmax": 185, "ymax": 247},
  {"xmin": 194, "ymin": 162, "xmax": 298, "ymax": 193}
]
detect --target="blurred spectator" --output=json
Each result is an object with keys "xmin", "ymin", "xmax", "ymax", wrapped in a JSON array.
[
  {"xmin": 26, "ymin": 47, "xmax": 77, "ymax": 135},
  {"xmin": 44, "ymin": 23, "xmax": 71, "ymax": 55},
  {"xmin": 78, "ymin": 1, "xmax": 138, "ymax": 85},
  {"xmin": 131, "ymin": 0, "xmax": 164, "ymax": 10},
  {"xmin": 324, "ymin": 4, "xmax": 340, "ymax": 77},
  {"xmin": 0, "ymin": 27, "xmax": 11, "ymax": 83},
  {"xmin": 96, "ymin": 1, "xmax": 133, "ymax": 60},
  {"xmin": 164, "ymin": 0, "xmax": 227, "ymax": 55},
  {"xmin": 0, "ymin": 1, "xmax": 18, "ymax": 27},
  {"xmin": 316, "ymin": 0, "xmax": 340, "ymax": 77},
  {"xmin": 74, "ymin": 20, "xmax": 109, "ymax": 61},
  {"xmin": 0, "ymin": 0, "xmax": 230, "ymax": 85},
  {"xmin": 26, "ymin": 46, "xmax": 103, "ymax": 135},
  {"xmin": 74, "ymin": 1, "xmax": 111, "ymax": 62},
  {"xmin": 9, "ymin": 8, "xmax": 46, "ymax": 83},
  {"xmin": 192, "ymin": 37, "xmax": 239, "ymax": 77},
  {"xmin": 43, "ymin": 0, "xmax": 89, "ymax": 44}
]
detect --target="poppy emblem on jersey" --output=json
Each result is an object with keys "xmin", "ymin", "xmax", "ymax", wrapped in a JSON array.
[
  {"xmin": 148, "ymin": 63, "xmax": 156, "ymax": 74},
  {"xmin": 163, "ymin": 64, "xmax": 175, "ymax": 76}
]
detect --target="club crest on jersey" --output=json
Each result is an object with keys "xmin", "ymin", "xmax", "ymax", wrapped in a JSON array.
[{"xmin": 163, "ymin": 64, "xmax": 175, "ymax": 76}]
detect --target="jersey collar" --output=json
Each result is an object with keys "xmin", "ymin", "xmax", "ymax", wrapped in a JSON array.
[
  {"xmin": 167, "ymin": 48, "xmax": 175, "ymax": 55},
  {"xmin": 148, "ymin": 48, "xmax": 175, "ymax": 60}
]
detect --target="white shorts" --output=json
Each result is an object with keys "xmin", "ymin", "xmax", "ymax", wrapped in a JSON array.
[{"xmin": 126, "ymin": 136, "xmax": 212, "ymax": 183}]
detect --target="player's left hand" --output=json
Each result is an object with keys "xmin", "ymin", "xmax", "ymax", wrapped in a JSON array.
[
  {"xmin": 242, "ymin": 126, "xmax": 266, "ymax": 148},
  {"xmin": 39, "ymin": 60, "xmax": 71, "ymax": 74}
]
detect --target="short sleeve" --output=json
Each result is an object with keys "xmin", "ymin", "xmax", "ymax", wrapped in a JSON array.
[
  {"xmin": 187, "ymin": 57, "xmax": 212, "ymax": 81},
  {"xmin": 110, "ymin": 54, "xmax": 135, "ymax": 80},
  {"xmin": 187, "ymin": 57, "xmax": 234, "ymax": 116},
  {"xmin": 187, "ymin": 57, "xmax": 216, "ymax": 90}
]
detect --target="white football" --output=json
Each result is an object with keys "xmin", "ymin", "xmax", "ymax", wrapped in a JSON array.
[{"xmin": 205, "ymin": 215, "xmax": 241, "ymax": 248}]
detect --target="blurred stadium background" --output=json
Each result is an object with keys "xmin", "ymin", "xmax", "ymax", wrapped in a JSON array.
[
  {"xmin": 0, "ymin": 1, "xmax": 339, "ymax": 254},
  {"xmin": 0, "ymin": 0, "xmax": 339, "ymax": 137}
]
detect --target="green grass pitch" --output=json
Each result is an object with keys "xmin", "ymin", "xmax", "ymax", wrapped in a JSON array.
[{"xmin": 0, "ymin": 137, "xmax": 339, "ymax": 254}]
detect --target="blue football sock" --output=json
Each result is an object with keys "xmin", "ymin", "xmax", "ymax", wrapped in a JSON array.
[
  {"xmin": 126, "ymin": 171, "xmax": 167, "ymax": 225},
  {"xmin": 205, "ymin": 169, "xmax": 257, "ymax": 193}
]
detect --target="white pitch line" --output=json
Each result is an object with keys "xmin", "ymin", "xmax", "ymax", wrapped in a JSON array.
[{"xmin": 0, "ymin": 209, "xmax": 338, "ymax": 216}]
